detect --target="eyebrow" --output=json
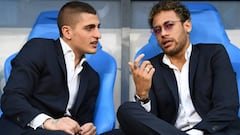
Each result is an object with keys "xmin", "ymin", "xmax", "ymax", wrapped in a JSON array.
[
  {"xmin": 154, "ymin": 20, "xmax": 175, "ymax": 26},
  {"xmin": 84, "ymin": 23, "xmax": 101, "ymax": 29}
]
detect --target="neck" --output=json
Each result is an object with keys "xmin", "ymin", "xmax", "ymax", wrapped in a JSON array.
[{"xmin": 167, "ymin": 44, "xmax": 189, "ymax": 71}]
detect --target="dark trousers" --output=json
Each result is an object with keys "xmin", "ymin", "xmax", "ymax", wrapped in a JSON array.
[
  {"xmin": 22, "ymin": 129, "xmax": 70, "ymax": 135},
  {"xmin": 101, "ymin": 129, "xmax": 125, "ymax": 135},
  {"xmin": 117, "ymin": 102, "xmax": 240, "ymax": 135}
]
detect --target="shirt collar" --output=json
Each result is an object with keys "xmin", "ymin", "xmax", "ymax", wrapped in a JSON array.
[
  {"xmin": 185, "ymin": 43, "xmax": 192, "ymax": 60},
  {"xmin": 60, "ymin": 38, "xmax": 72, "ymax": 55},
  {"xmin": 60, "ymin": 38, "xmax": 86, "ymax": 67}
]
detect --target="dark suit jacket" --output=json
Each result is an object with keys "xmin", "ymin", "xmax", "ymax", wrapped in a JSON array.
[
  {"xmin": 0, "ymin": 38, "xmax": 100, "ymax": 135},
  {"xmin": 149, "ymin": 44, "xmax": 240, "ymax": 134}
]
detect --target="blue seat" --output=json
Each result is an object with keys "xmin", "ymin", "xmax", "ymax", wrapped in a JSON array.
[
  {"xmin": 3, "ymin": 10, "xmax": 117, "ymax": 134},
  {"xmin": 135, "ymin": 2, "xmax": 240, "ymax": 116}
]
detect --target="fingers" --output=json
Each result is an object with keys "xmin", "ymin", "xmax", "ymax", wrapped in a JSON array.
[
  {"xmin": 133, "ymin": 53, "xmax": 145, "ymax": 69},
  {"xmin": 128, "ymin": 54, "xmax": 145, "ymax": 72},
  {"xmin": 61, "ymin": 117, "xmax": 81, "ymax": 135},
  {"xmin": 128, "ymin": 53, "xmax": 155, "ymax": 99},
  {"xmin": 141, "ymin": 61, "xmax": 153, "ymax": 74},
  {"xmin": 43, "ymin": 117, "xmax": 81, "ymax": 135},
  {"xmin": 129, "ymin": 53, "xmax": 154, "ymax": 75},
  {"xmin": 79, "ymin": 122, "xmax": 96, "ymax": 135}
]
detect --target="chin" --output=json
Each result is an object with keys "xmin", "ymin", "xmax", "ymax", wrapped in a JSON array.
[{"xmin": 87, "ymin": 50, "xmax": 97, "ymax": 54}]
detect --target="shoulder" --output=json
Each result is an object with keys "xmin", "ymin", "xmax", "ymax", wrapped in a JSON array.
[
  {"xmin": 192, "ymin": 43, "xmax": 231, "ymax": 68},
  {"xmin": 14, "ymin": 38, "xmax": 59, "ymax": 64},
  {"xmin": 18, "ymin": 38, "xmax": 59, "ymax": 57},
  {"xmin": 193, "ymin": 43, "xmax": 226, "ymax": 52},
  {"xmin": 193, "ymin": 43, "xmax": 228, "ymax": 57},
  {"xmin": 23, "ymin": 38, "xmax": 57, "ymax": 50}
]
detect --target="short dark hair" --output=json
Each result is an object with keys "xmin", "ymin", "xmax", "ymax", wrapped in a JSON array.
[
  {"xmin": 57, "ymin": 1, "xmax": 97, "ymax": 36},
  {"xmin": 148, "ymin": 0, "xmax": 190, "ymax": 28}
]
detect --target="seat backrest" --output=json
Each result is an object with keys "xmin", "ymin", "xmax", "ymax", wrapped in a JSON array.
[
  {"xmin": 3, "ymin": 10, "xmax": 117, "ymax": 134},
  {"xmin": 135, "ymin": 2, "xmax": 240, "ymax": 116},
  {"xmin": 27, "ymin": 11, "xmax": 59, "ymax": 40}
]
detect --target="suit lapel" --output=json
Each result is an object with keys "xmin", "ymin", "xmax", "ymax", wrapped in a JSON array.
[
  {"xmin": 161, "ymin": 64, "xmax": 180, "ymax": 106},
  {"xmin": 54, "ymin": 39, "xmax": 89, "ymax": 116},
  {"xmin": 155, "ymin": 55, "xmax": 179, "ymax": 106},
  {"xmin": 189, "ymin": 45, "xmax": 199, "ymax": 95},
  {"xmin": 55, "ymin": 39, "xmax": 67, "ymax": 80},
  {"xmin": 153, "ymin": 46, "xmax": 199, "ymax": 112},
  {"xmin": 70, "ymin": 62, "xmax": 89, "ymax": 116},
  {"xmin": 160, "ymin": 46, "xmax": 200, "ymax": 104}
]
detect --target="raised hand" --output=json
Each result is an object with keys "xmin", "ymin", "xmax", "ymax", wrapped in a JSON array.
[{"xmin": 128, "ymin": 54, "xmax": 155, "ymax": 100}]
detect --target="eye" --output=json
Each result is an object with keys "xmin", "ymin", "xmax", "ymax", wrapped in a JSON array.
[
  {"xmin": 85, "ymin": 26, "xmax": 93, "ymax": 31},
  {"xmin": 163, "ymin": 21, "xmax": 175, "ymax": 31},
  {"xmin": 97, "ymin": 24, "xmax": 101, "ymax": 29},
  {"xmin": 84, "ymin": 24, "xmax": 96, "ymax": 31},
  {"xmin": 84, "ymin": 24, "xmax": 101, "ymax": 32},
  {"xmin": 153, "ymin": 26, "xmax": 161, "ymax": 34}
]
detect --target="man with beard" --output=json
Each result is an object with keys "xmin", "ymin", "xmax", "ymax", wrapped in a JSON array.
[{"xmin": 117, "ymin": 0, "xmax": 240, "ymax": 135}]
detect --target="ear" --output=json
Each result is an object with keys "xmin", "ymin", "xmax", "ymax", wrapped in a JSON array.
[
  {"xmin": 61, "ymin": 25, "xmax": 72, "ymax": 40},
  {"xmin": 184, "ymin": 19, "xmax": 192, "ymax": 33}
]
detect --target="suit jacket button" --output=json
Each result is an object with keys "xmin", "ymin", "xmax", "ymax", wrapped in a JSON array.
[
  {"xmin": 16, "ymin": 117, "xmax": 20, "ymax": 122},
  {"xmin": 212, "ymin": 125, "xmax": 219, "ymax": 131}
]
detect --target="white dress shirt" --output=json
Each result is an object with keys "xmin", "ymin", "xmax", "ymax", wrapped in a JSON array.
[
  {"xmin": 28, "ymin": 38, "xmax": 85, "ymax": 129},
  {"xmin": 61, "ymin": 38, "xmax": 86, "ymax": 116},
  {"xmin": 138, "ymin": 45, "xmax": 203, "ymax": 135}
]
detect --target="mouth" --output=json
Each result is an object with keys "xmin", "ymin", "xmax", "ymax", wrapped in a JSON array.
[
  {"xmin": 90, "ymin": 41, "xmax": 98, "ymax": 48},
  {"xmin": 161, "ymin": 39, "xmax": 173, "ymax": 48}
]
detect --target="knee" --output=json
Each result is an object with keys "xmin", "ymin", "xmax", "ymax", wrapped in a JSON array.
[
  {"xmin": 117, "ymin": 102, "xmax": 130, "ymax": 118},
  {"xmin": 117, "ymin": 102, "xmax": 141, "ymax": 120}
]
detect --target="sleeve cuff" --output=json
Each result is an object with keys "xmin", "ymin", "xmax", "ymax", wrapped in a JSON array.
[
  {"xmin": 186, "ymin": 129, "xmax": 204, "ymax": 135},
  {"xmin": 28, "ymin": 113, "xmax": 52, "ymax": 130}
]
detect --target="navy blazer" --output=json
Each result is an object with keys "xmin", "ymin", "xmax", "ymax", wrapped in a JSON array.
[
  {"xmin": 0, "ymin": 38, "xmax": 100, "ymax": 134},
  {"xmin": 149, "ymin": 44, "xmax": 239, "ymax": 133}
]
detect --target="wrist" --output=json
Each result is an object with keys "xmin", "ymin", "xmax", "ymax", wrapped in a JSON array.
[
  {"xmin": 135, "ymin": 95, "xmax": 150, "ymax": 104},
  {"xmin": 42, "ymin": 118, "xmax": 53, "ymax": 129},
  {"xmin": 136, "ymin": 92, "xmax": 149, "ymax": 100}
]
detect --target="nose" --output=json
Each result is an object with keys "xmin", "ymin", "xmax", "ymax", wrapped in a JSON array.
[
  {"xmin": 160, "ymin": 27, "xmax": 168, "ymax": 37},
  {"xmin": 94, "ymin": 28, "xmax": 101, "ymax": 39}
]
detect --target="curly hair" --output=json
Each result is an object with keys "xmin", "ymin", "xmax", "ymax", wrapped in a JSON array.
[{"xmin": 148, "ymin": 0, "xmax": 190, "ymax": 28}]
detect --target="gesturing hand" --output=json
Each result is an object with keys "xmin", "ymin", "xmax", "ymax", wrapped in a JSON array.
[{"xmin": 128, "ymin": 54, "xmax": 155, "ymax": 100}]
